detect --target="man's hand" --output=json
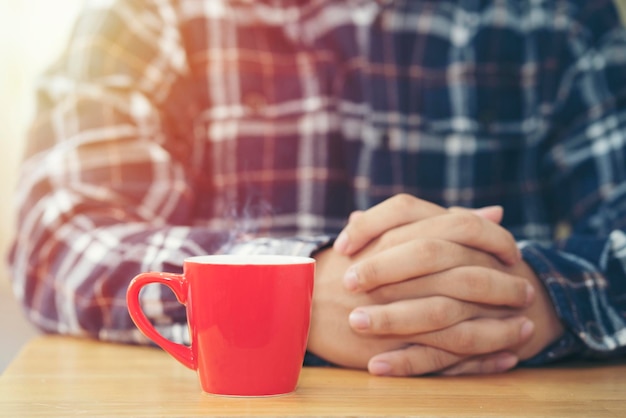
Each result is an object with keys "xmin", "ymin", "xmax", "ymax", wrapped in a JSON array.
[
  {"xmin": 307, "ymin": 248, "xmax": 408, "ymax": 369},
  {"xmin": 308, "ymin": 245, "xmax": 535, "ymax": 375},
  {"xmin": 309, "ymin": 194, "xmax": 564, "ymax": 376}
]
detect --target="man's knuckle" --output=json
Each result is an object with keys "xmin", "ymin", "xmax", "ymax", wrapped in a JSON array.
[
  {"xmin": 454, "ymin": 328, "xmax": 478, "ymax": 353},
  {"xmin": 462, "ymin": 267, "xmax": 492, "ymax": 295},
  {"xmin": 514, "ymin": 280, "xmax": 529, "ymax": 304},
  {"xmin": 358, "ymin": 262, "xmax": 380, "ymax": 287},
  {"xmin": 413, "ymin": 239, "xmax": 442, "ymax": 260},
  {"xmin": 425, "ymin": 298, "xmax": 453, "ymax": 329},
  {"xmin": 391, "ymin": 193, "xmax": 418, "ymax": 215},
  {"xmin": 429, "ymin": 349, "xmax": 452, "ymax": 372},
  {"xmin": 376, "ymin": 233, "xmax": 395, "ymax": 252},
  {"xmin": 400, "ymin": 353, "xmax": 416, "ymax": 376},
  {"xmin": 348, "ymin": 217, "xmax": 366, "ymax": 238},
  {"xmin": 375, "ymin": 309, "xmax": 394, "ymax": 333},
  {"xmin": 452, "ymin": 212, "xmax": 483, "ymax": 237},
  {"xmin": 502, "ymin": 228, "xmax": 517, "ymax": 246}
]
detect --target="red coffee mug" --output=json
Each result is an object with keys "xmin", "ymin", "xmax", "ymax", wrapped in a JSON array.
[{"xmin": 126, "ymin": 255, "xmax": 315, "ymax": 396}]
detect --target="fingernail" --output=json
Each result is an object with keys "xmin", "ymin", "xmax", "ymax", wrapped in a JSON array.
[
  {"xmin": 473, "ymin": 205, "xmax": 502, "ymax": 215},
  {"xmin": 472, "ymin": 205, "xmax": 503, "ymax": 221},
  {"xmin": 369, "ymin": 360, "xmax": 392, "ymax": 376},
  {"xmin": 520, "ymin": 319, "xmax": 534, "ymax": 340},
  {"xmin": 349, "ymin": 310, "xmax": 370, "ymax": 330},
  {"xmin": 334, "ymin": 230, "xmax": 350, "ymax": 253},
  {"xmin": 343, "ymin": 267, "xmax": 360, "ymax": 291},
  {"xmin": 525, "ymin": 284, "xmax": 535, "ymax": 305},
  {"xmin": 495, "ymin": 354, "xmax": 518, "ymax": 372}
]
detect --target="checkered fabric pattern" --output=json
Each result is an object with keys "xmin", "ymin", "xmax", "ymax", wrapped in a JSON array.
[{"xmin": 8, "ymin": 0, "xmax": 626, "ymax": 365}]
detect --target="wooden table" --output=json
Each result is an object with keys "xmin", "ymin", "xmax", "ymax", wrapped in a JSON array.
[{"xmin": 1, "ymin": 336, "xmax": 625, "ymax": 417}]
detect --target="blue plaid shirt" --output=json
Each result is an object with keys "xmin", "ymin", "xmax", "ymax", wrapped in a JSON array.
[{"xmin": 8, "ymin": 0, "xmax": 626, "ymax": 365}]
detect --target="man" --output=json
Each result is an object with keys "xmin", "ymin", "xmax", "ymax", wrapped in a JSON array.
[{"xmin": 9, "ymin": 0, "xmax": 626, "ymax": 376}]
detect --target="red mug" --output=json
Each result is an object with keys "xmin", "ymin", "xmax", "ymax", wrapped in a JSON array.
[{"xmin": 126, "ymin": 255, "xmax": 315, "ymax": 396}]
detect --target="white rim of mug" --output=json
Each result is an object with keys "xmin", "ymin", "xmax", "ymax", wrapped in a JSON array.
[{"xmin": 185, "ymin": 254, "xmax": 315, "ymax": 265}]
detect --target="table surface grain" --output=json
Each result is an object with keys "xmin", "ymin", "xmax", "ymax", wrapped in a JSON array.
[{"xmin": 1, "ymin": 336, "xmax": 625, "ymax": 417}]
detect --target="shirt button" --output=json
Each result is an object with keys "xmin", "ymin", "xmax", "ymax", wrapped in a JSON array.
[{"xmin": 243, "ymin": 91, "xmax": 267, "ymax": 114}]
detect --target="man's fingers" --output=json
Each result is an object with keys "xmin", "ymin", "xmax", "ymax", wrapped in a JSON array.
[
  {"xmin": 334, "ymin": 194, "xmax": 446, "ymax": 255},
  {"xmin": 369, "ymin": 266, "xmax": 534, "ymax": 308},
  {"xmin": 334, "ymin": 196, "xmax": 506, "ymax": 258},
  {"xmin": 348, "ymin": 296, "xmax": 506, "ymax": 335},
  {"xmin": 439, "ymin": 352, "xmax": 519, "ymax": 376},
  {"xmin": 344, "ymin": 238, "xmax": 500, "ymax": 292},
  {"xmin": 363, "ymin": 210, "xmax": 520, "ymax": 265},
  {"xmin": 367, "ymin": 346, "xmax": 520, "ymax": 377},
  {"xmin": 409, "ymin": 317, "xmax": 535, "ymax": 355},
  {"xmin": 451, "ymin": 205, "xmax": 504, "ymax": 224},
  {"xmin": 367, "ymin": 345, "xmax": 464, "ymax": 376}
]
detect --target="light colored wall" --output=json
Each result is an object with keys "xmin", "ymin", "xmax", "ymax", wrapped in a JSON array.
[
  {"xmin": 0, "ymin": 0, "xmax": 84, "ymax": 258},
  {"xmin": 0, "ymin": 0, "xmax": 83, "ymax": 372}
]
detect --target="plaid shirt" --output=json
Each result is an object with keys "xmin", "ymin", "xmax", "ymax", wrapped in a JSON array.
[{"xmin": 8, "ymin": 0, "xmax": 626, "ymax": 365}]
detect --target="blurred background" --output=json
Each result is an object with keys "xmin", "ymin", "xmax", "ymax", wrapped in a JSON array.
[{"xmin": 0, "ymin": 0, "xmax": 83, "ymax": 372}]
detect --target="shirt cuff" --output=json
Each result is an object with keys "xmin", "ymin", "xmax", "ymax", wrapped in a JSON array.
[{"xmin": 518, "ymin": 243, "xmax": 588, "ymax": 365}]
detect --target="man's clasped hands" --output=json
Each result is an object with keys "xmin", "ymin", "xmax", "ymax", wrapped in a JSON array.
[{"xmin": 308, "ymin": 194, "xmax": 565, "ymax": 377}]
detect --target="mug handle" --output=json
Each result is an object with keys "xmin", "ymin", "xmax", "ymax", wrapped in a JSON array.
[{"xmin": 126, "ymin": 272, "xmax": 196, "ymax": 370}]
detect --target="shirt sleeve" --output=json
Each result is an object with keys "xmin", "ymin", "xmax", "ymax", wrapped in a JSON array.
[
  {"xmin": 7, "ymin": 0, "xmax": 332, "ymax": 346},
  {"xmin": 521, "ymin": 2, "xmax": 626, "ymax": 365}
]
